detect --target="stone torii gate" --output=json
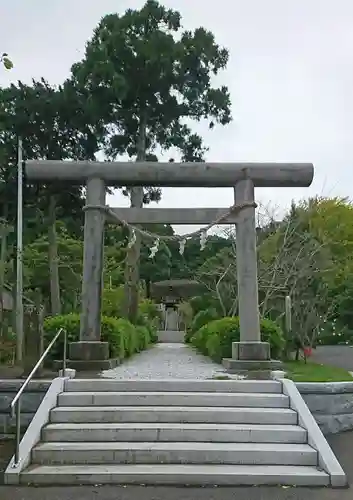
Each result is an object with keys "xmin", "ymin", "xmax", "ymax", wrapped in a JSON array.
[{"xmin": 25, "ymin": 160, "xmax": 314, "ymax": 372}]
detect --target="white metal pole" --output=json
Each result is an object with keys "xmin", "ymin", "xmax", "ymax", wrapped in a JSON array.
[{"xmin": 16, "ymin": 138, "xmax": 23, "ymax": 363}]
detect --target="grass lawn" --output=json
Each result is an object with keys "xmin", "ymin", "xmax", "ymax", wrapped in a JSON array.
[{"xmin": 284, "ymin": 360, "xmax": 353, "ymax": 382}]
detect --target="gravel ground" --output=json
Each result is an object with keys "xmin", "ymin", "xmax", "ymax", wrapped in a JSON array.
[{"xmin": 101, "ymin": 343, "xmax": 226, "ymax": 380}]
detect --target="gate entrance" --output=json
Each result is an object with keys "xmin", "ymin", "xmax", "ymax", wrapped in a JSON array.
[{"xmin": 26, "ymin": 160, "xmax": 314, "ymax": 371}]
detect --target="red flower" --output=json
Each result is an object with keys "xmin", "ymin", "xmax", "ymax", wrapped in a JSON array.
[{"xmin": 303, "ymin": 347, "xmax": 312, "ymax": 357}]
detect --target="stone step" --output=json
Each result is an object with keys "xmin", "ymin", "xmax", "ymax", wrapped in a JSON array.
[
  {"xmin": 20, "ymin": 464, "xmax": 330, "ymax": 486},
  {"xmin": 42, "ymin": 422, "xmax": 307, "ymax": 443},
  {"xmin": 65, "ymin": 379, "xmax": 282, "ymax": 394},
  {"xmin": 157, "ymin": 331, "xmax": 185, "ymax": 343},
  {"xmin": 32, "ymin": 442, "xmax": 317, "ymax": 466},
  {"xmin": 50, "ymin": 406, "xmax": 298, "ymax": 425},
  {"xmin": 57, "ymin": 392, "xmax": 289, "ymax": 408}
]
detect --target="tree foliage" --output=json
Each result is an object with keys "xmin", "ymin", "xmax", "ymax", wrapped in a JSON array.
[
  {"xmin": 70, "ymin": 0, "xmax": 231, "ymax": 164},
  {"xmin": 67, "ymin": 0, "xmax": 232, "ymax": 321},
  {"xmin": 195, "ymin": 197, "xmax": 353, "ymax": 352}
]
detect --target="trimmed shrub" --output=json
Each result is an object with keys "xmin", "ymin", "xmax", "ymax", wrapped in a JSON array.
[
  {"xmin": 136, "ymin": 299, "xmax": 161, "ymax": 344},
  {"xmin": 44, "ymin": 313, "xmax": 81, "ymax": 360},
  {"xmin": 44, "ymin": 313, "xmax": 154, "ymax": 362},
  {"xmin": 185, "ymin": 308, "xmax": 219, "ymax": 344},
  {"xmin": 138, "ymin": 299, "xmax": 162, "ymax": 328},
  {"xmin": 189, "ymin": 295, "xmax": 221, "ymax": 317},
  {"xmin": 260, "ymin": 318, "xmax": 285, "ymax": 357},
  {"xmin": 192, "ymin": 316, "xmax": 284, "ymax": 363},
  {"xmin": 191, "ymin": 323, "xmax": 212, "ymax": 355},
  {"xmin": 135, "ymin": 325, "xmax": 152, "ymax": 350},
  {"xmin": 184, "ymin": 330, "xmax": 194, "ymax": 344},
  {"xmin": 101, "ymin": 287, "xmax": 125, "ymax": 318},
  {"xmin": 113, "ymin": 318, "xmax": 138, "ymax": 358}
]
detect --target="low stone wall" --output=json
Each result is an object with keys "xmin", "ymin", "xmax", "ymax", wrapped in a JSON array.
[
  {"xmin": 1, "ymin": 379, "xmax": 353, "ymax": 437},
  {"xmin": 297, "ymin": 382, "xmax": 353, "ymax": 435},
  {"xmin": 0, "ymin": 380, "xmax": 51, "ymax": 438}
]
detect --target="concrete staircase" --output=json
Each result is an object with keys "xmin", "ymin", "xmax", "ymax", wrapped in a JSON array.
[
  {"xmin": 157, "ymin": 330, "xmax": 185, "ymax": 343},
  {"xmin": 14, "ymin": 378, "xmax": 341, "ymax": 486}
]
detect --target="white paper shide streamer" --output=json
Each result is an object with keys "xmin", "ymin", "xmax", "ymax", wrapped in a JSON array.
[
  {"xmin": 179, "ymin": 238, "xmax": 187, "ymax": 255},
  {"xmin": 200, "ymin": 230, "xmax": 207, "ymax": 251},
  {"xmin": 149, "ymin": 238, "xmax": 160, "ymax": 259},
  {"xmin": 127, "ymin": 229, "xmax": 137, "ymax": 249}
]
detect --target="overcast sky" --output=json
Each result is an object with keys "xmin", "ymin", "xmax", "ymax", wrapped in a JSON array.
[{"xmin": 1, "ymin": 0, "xmax": 352, "ymax": 232}]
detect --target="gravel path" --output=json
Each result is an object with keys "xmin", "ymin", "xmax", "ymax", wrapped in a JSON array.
[{"xmin": 101, "ymin": 343, "xmax": 226, "ymax": 380}]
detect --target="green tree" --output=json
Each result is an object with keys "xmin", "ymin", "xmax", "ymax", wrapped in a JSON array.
[
  {"xmin": 0, "ymin": 79, "xmax": 99, "ymax": 318},
  {"xmin": 68, "ymin": 0, "xmax": 232, "ymax": 322}
]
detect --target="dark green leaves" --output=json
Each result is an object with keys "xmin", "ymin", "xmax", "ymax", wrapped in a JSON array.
[{"xmin": 67, "ymin": 0, "xmax": 232, "ymax": 176}]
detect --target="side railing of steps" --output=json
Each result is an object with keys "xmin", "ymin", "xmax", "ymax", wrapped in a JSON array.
[
  {"xmin": 281, "ymin": 378, "xmax": 347, "ymax": 487},
  {"xmin": 10, "ymin": 327, "xmax": 67, "ymax": 468}
]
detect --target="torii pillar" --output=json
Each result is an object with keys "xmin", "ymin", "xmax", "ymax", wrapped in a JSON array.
[{"xmin": 25, "ymin": 160, "xmax": 313, "ymax": 373}]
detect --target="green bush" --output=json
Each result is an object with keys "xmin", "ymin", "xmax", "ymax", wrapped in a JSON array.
[
  {"xmin": 260, "ymin": 318, "xmax": 286, "ymax": 357},
  {"xmin": 189, "ymin": 295, "xmax": 221, "ymax": 317},
  {"xmin": 111, "ymin": 318, "xmax": 137, "ymax": 358},
  {"xmin": 135, "ymin": 325, "xmax": 152, "ymax": 350},
  {"xmin": 185, "ymin": 308, "xmax": 219, "ymax": 344},
  {"xmin": 184, "ymin": 329, "xmax": 194, "ymax": 344},
  {"xmin": 191, "ymin": 323, "xmax": 212, "ymax": 355},
  {"xmin": 44, "ymin": 313, "xmax": 154, "ymax": 362},
  {"xmin": 192, "ymin": 316, "xmax": 285, "ymax": 363},
  {"xmin": 138, "ymin": 299, "xmax": 162, "ymax": 328},
  {"xmin": 136, "ymin": 299, "xmax": 161, "ymax": 344},
  {"xmin": 101, "ymin": 287, "xmax": 125, "ymax": 318}
]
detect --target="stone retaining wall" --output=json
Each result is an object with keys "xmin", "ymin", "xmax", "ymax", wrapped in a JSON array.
[
  {"xmin": 1, "ymin": 379, "xmax": 353, "ymax": 437},
  {"xmin": 0, "ymin": 380, "xmax": 51, "ymax": 438},
  {"xmin": 296, "ymin": 382, "xmax": 353, "ymax": 435}
]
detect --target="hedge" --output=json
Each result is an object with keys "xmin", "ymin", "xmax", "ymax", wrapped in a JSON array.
[
  {"xmin": 101, "ymin": 287, "xmax": 162, "ymax": 331},
  {"xmin": 191, "ymin": 316, "xmax": 284, "ymax": 363},
  {"xmin": 185, "ymin": 308, "xmax": 219, "ymax": 344},
  {"xmin": 44, "ymin": 313, "xmax": 156, "ymax": 361}
]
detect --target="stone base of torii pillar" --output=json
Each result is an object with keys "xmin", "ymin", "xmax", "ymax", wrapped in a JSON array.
[
  {"xmin": 67, "ymin": 341, "xmax": 119, "ymax": 371},
  {"xmin": 222, "ymin": 341, "xmax": 283, "ymax": 379}
]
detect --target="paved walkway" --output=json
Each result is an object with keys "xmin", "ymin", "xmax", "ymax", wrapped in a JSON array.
[
  {"xmin": 312, "ymin": 346, "xmax": 353, "ymax": 371},
  {"xmin": 102, "ymin": 343, "xmax": 226, "ymax": 379}
]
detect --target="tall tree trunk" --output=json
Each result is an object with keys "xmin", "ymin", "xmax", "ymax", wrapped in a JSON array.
[
  {"xmin": 48, "ymin": 195, "xmax": 61, "ymax": 315},
  {"xmin": 124, "ymin": 114, "xmax": 146, "ymax": 322}
]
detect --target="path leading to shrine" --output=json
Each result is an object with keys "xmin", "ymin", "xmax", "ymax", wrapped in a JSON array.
[{"xmin": 102, "ymin": 343, "xmax": 225, "ymax": 380}]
